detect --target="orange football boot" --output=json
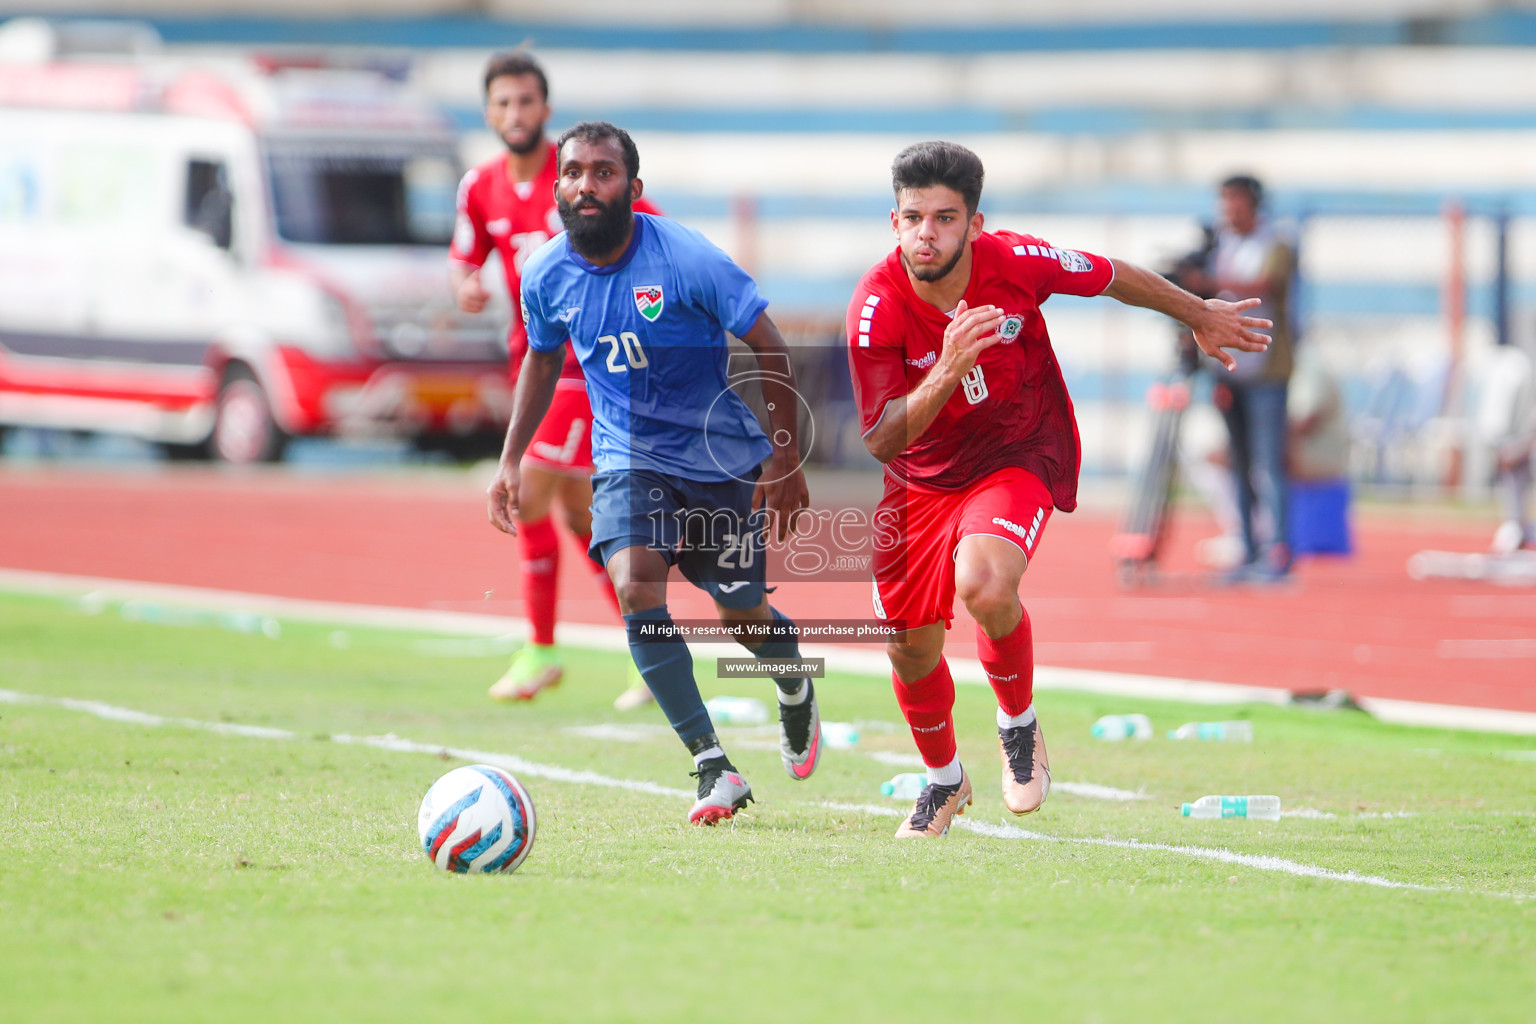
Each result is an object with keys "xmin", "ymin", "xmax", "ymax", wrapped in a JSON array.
[
  {"xmin": 894, "ymin": 771, "xmax": 973, "ymax": 838},
  {"xmin": 999, "ymin": 717, "xmax": 1051, "ymax": 814}
]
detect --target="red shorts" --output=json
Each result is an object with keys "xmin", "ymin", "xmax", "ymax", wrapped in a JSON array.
[
  {"xmin": 871, "ymin": 466, "xmax": 1054, "ymax": 629},
  {"xmin": 523, "ymin": 379, "xmax": 594, "ymax": 476}
]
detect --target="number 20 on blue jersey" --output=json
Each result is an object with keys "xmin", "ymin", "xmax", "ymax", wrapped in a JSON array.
[{"xmin": 599, "ymin": 332, "xmax": 649, "ymax": 372}]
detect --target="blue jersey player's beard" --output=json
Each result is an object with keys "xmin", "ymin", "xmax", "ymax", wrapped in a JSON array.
[{"xmin": 558, "ymin": 191, "xmax": 635, "ymax": 259}]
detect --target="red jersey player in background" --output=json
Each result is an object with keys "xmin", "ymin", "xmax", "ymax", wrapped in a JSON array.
[
  {"xmin": 450, "ymin": 52, "xmax": 660, "ymax": 708},
  {"xmin": 847, "ymin": 142, "xmax": 1272, "ymax": 838}
]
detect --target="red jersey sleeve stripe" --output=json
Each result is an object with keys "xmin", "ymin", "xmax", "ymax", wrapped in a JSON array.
[{"xmin": 856, "ymin": 293, "xmax": 881, "ymax": 347}]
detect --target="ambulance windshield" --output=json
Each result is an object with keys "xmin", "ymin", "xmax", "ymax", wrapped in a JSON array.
[{"xmin": 266, "ymin": 138, "xmax": 458, "ymax": 246}]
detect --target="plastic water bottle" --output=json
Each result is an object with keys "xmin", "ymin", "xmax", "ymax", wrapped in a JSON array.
[
  {"xmin": 705, "ymin": 696, "xmax": 769, "ymax": 726},
  {"xmin": 820, "ymin": 722, "xmax": 860, "ymax": 749},
  {"xmin": 1091, "ymin": 713, "xmax": 1153, "ymax": 741},
  {"xmin": 1167, "ymin": 721, "xmax": 1253, "ymax": 742},
  {"xmin": 880, "ymin": 773, "xmax": 928, "ymax": 799},
  {"xmin": 1181, "ymin": 795, "xmax": 1281, "ymax": 820}
]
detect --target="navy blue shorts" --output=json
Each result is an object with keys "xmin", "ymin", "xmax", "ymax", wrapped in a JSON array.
[{"xmin": 588, "ymin": 468, "xmax": 767, "ymax": 609}]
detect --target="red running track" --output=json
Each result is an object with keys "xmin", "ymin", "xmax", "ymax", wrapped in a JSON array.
[{"xmin": 2, "ymin": 465, "xmax": 1533, "ymax": 713}]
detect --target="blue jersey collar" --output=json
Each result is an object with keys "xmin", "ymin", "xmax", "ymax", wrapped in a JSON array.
[{"xmin": 564, "ymin": 214, "xmax": 647, "ymax": 276}]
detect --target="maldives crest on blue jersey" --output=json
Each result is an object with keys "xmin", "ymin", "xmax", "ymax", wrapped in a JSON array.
[{"xmin": 633, "ymin": 285, "xmax": 664, "ymax": 322}]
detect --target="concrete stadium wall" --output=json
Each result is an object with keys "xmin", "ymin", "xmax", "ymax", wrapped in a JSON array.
[
  {"xmin": 493, "ymin": 0, "xmax": 1511, "ymax": 24},
  {"xmin": 15, "ymin": 0, "xmax": 1522, "ymax": 24},
  {"xmin": 415, "ymin": 47, "xmax": 1536, "ymax": 131}
]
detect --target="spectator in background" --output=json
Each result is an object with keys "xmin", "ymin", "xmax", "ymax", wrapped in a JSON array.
[
  {"xmin": 1287, "ymin": 353, "xmax": 1349, "ymax": 484},
  {"xmin": 1482, "ymin": 343, "xmax": 1536, "ymax": 554},
  {"xmin": 1204, "ymin": 174, "xmax": 1297, "ymax": 581},
  {"xmin": 1286, "ymin": 351, "xmax": 1353, "ymax": 557}
]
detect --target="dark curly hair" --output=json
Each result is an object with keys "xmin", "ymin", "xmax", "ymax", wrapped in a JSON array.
[
  {"xmin": 891, "ymin": 141, "xmax": 985, "ymax": 216},
  {"xmin": 555, "ymin": 121, "xmax": 640, "ymax": 181}
]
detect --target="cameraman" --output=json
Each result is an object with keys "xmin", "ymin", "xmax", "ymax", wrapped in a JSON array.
[{"xmin": 1193, "ymin": 175, "xmax": 1297, "ymax": 581}]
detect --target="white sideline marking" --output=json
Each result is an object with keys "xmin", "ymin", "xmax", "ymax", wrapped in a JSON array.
[
  {"xmin": 564, "ymin": 723, "xmax": 673, "ymax": 743},
  {"xmin": 1353, "ymin": 696, "xmax": 1536, "ymax": 736},
  {"xmin": 948, "ymin": 821, "xmax": 1451, "ymax": 891},
  {"xmin": 816, "ymin": 802, "xmax": 1452, "ymax": 891},
  {"xmin": 1053, "ymin": 781, "xmax": 1147, "ymax": 802},
  {"xmin": 1285, "ymin": 808, "xmax": 1420, "ymax": 820},
  {"xmin": 566, "ymin": 726, "xmax": 1150, "ymax": 802},
  {"xmin": 333, "ymin": 732, "xmax": 693, "ymax": 800},
  {"xmin": 0, "ymin": 689, "xmax": 691, "ymax": 801},
  {"xmin": 864, "ymin": 750, "xmax": 926, "ymax": 768},
  {"xmin": 8, "ymin": 568, "xmax": 1536, "ymax": 734},
  {"xmin": 5, "ymin": 688, "xmax": 1520, "ymax": 899}
]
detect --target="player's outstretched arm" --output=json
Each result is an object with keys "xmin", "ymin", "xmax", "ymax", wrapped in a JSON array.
[
  {"xmin": 738, "ymin": 313, "xmax": 810, "ymax": 540},
  {"xmin": 487, "ymin": 347, "xmax": 564, "ymax": 535},
  {"xmin": 862, "ymin": 300, "xmax": 1005, "ymax": 463},
  {"xmin": 1102, "ymin": 258, "xmax": 1273, "ymax": 372}
]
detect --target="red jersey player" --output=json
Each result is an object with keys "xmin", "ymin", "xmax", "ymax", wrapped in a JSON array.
[
  {"xmin": 450, "ymin": 52, "xmax": 659, "ymax": 708},
  {"xmin": 847, "ymin": 142, "xmax": 1271, "ymax": 838}
]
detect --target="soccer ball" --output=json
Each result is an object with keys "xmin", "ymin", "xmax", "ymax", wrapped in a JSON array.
[{"xmin": 416, "ymin": 764, "xmax": 537, "ymax": 874}]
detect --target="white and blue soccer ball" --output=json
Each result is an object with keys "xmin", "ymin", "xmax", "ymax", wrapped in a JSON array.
[{"xmin": 417, "ymin": 764, "xmax": 537, "ymax": 874}]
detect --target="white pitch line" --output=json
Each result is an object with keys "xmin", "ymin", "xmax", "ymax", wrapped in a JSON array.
[
  {"xmin": 0, "ymin": 689, "xmax": 693, "ymax": 801},
  {"xmin": 10, "ymin": 567, "xmax": 1536, "ymax": 734},
  {"xmin": 817, "ymin": 803, "xmax": 1447, "ymax": 890},
  {"xmin": 1053, "ymin": 781, "xmax": 1147, "ymax": 802},
  {"xmin": 947, "ymin": 820, "xmax": 1454, "ymax": 891},
  {"xmin": 863, "ymin": 750, "xmax": 926, "ymax": 768},
  {"xmin": 563, "ymin": 725, "xmax": 1150, "ymax": 802},
  {"xmin": 563, "ymin": 723, "xmax": 674, "ymax": 744},
  {"xmin": 331, "ymin": 732, "xmax": 694, "ymax": 800},
  {"xmin": 5, "ymin": 688, "xmax": 1521, "ymax": 899}
]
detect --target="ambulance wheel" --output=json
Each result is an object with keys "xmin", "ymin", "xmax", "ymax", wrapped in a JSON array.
[
  {"xmin": 212, "ymin": 365, "xmax": 288, "ymax": 465},
  {"xmin": 159, "ymin": 440, "xmax": 210, "ymax": 462},
  {"xmin": 411, "ymin": 430, "xmax": 502, "ymax": 463}
]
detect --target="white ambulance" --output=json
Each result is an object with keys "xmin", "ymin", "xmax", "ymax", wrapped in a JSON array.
[{"xmin": 0, "ymin": 23, "xmax": 511, "ymax": 461}]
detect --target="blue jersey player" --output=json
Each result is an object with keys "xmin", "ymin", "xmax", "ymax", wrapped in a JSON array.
[{"xmin": 487, "ymin": 122, "xmax": 819, "ymax": 825}]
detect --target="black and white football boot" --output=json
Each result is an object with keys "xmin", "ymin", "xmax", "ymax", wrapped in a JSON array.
[
  {"xmin": 777, "ymin": 679, "xmax": 821, "ymax": 781},
  {"xmin": 688, "ymin": 756, "xmax": 754, "ymax": 825}
]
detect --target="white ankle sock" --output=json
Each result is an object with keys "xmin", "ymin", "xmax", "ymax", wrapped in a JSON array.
[
  {"xmin": 692, "ymin": 745, "xmax": 725, "ymax": 766},
  {"xmin": 997, "ymin": 704, "xmax": 1036, "ymax": 731},
  {"xmin": 776, "ymin": 679, "xmax": 810, "ymax": 705},
  {"xmin": 926, "ymin": 753, "xmax": 963, "ymax": 787}
]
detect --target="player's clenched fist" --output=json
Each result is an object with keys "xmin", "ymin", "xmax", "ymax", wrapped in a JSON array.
[
  {"xmin": 456, "ymin": 270, "xmax": 490, "ymax": 314},
  {"xmin": 938, "ymin": 300, "xmax": 1006, "ymax": 378}
]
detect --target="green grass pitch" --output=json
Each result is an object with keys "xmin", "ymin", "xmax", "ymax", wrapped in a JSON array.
[{"xmin": 1, "ymin": 591, "xmax": 1533, "ymax": 1023}]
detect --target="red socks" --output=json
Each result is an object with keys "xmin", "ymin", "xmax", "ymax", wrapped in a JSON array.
[
  {"xmin": 976, "ymin": 606, "xmax": 1034, "ymax": 717},
  {"xmin": 518, "ymin": 517, "xmax": 560, "ymax": 646},
  {"xmin": 892, "ymin": 658, "xmax": 958, "ymax": 769},
  {"xmin": 520, "ymin": 520, "xmax": 626, "ymax": 642},
  {"xmin": 573, "ymin": 530, "xmax": 622, "ymax": 617},
  {"xmin": 891, "ymin": 611, "xmax": 1032, "ymax": 769}
]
